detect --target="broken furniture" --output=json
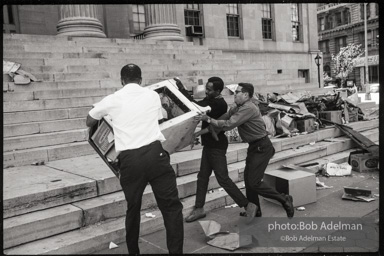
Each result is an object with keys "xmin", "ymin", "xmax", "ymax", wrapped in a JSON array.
[
  {"xmin": 263, "ymin": 166, "xmax": 316, "ymax": 207},
  {"xmin": 88, "ymin": 79, "xmax": 211, "ymax": 178}
]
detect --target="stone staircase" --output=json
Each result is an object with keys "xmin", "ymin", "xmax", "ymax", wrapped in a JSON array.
[
  {"xmin": 3, "ymin": 34, "xmax": 379, "ymax": 254},
  {"xmin": 4, "ymin": 34, "xmax": 377, "ymax": 168},
  {"xmin": 3, "ymin": 119, "xmax": 379, "ymax": 254},
  {"xmin": 3, "ymin": 33, "xmax": 316, "ymax": 168}
]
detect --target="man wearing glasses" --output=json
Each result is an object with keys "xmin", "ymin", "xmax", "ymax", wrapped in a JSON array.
[{"xmin": 197, "ymin": 83, "xmax": 294, "ymax": 219}]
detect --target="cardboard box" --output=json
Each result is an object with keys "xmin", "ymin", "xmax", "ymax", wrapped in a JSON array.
[
  {"xmin": 295, "ymin": 118, "xmax": 315, "ymax": 133},
  {"xmin": 348, "ymin": 107, "xmax": 359, "ymax": 122},
  {"xmin": 319, "ymin": 110, "xmax": 343, "ymax": 124},
  {"xmin": 349, "ymin": 152, "xmax": 379, "ymax": 172},
  {"xmin": 263, "ymin": 167, "xmax": 316, "ymax": 207}
]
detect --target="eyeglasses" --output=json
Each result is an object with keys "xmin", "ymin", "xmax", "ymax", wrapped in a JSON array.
[{"xmin": 234, "ymin": 90, "xmax": 243, "ymax": 94}]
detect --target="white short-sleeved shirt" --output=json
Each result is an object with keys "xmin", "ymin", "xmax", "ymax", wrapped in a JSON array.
[{"xmin": 89, "ymin": 83, "xmax": 166, "ymax": 151}]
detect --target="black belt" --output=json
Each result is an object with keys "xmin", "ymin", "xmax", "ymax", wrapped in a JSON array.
[
  {"xmin": 249, "ymin": 135, "xmax": 267, "ymax": 144},
  {"xmin": 121, "ymin": 140, "xmax": 159, "ymax": 153}
]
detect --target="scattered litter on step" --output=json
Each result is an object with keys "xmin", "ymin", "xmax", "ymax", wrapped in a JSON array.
[
  {"xmin": 373, "ymin": 194, "xmax": 379, "ymax": 197},
  {"xmin": 309, "ymin": 141, "xmax": 316, "ymax": 145},
  {"xmin": 199, "ymin": 220, "xmax": 252, "ymax": 251},
  {"xmin": 208, "ymin": 190, "xmax": 214, "ymax": 194},
  {"xmin": 324, "ymin": 163, "xmax": 351, "ymax": 176},
  {"xmin": 3, "ymin": 60, "xmax": 40, "ymax": 85},
  {"xmin": 316, "ymin": 177, "xmax": 333, "ymax": 190},
  {"xmin": 145, "ymin": 213, "xmax": 156, "ymax": 218},
  {"xmin": 297, "ymin": 207, "xmax": 305, "ymax": 211},
  {"xmin": 342, "ymin": 187, "xmax": 376, "ymax": 202},
  {"xmin": 109, "ymin": 242, "xmax": 119, "ymax": 249},
  {"xmin": 225, "ymin": 204, "xmax": 238, "ymax": 208},
  {"xmin": 218, "ymin": 188, "xmax": 224, "ymax": 191},
  {"xmin": 199, "ymin": 220, "xmax": 222, "ymax": 237},
  {"xmin": 31, "ymin": 160, "xmax": 45, "ymax": 166}
]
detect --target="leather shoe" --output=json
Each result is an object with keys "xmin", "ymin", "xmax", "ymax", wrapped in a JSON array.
[
  {"xmin": 245, "ymin": 202, "xmax": 258, "ymax": 223},
  {"xmin": 240, "ymin": 208, "xmax": 262, "ymax": 217},
  {"xmin": 283, "ymin": 195, "xmax": 294, "ymax": 218},
  {"xmin": 185, "ymin": 207, "xmax": 206, "ymax": 222}
]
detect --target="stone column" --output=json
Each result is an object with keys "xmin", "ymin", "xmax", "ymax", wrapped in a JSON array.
[
  {"xmin": 57, "ymin": 5, "xmax": 106, "ymax": 38},
  {"xmin": 143, "ymin": 4, "xmax": 183, "ymax": 41}
]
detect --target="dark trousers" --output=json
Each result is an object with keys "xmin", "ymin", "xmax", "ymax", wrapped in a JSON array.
[
  {"xmin": 118, "ymin": 141, "xmax": 183, "ymax": 254},
  {"xmin": 195, "ymin": 147, "xmax": 249, "ymax": 208},
  {"xmin": 244, "ymin": 137, "xmax": 286, "ymax": 209}
]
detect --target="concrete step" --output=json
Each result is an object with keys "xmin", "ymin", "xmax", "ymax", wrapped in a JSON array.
[
  {"xmin": 3, "ymin": 106, "xmax": 90, "ymax": 125},
  {"xmin": 3, "ymin": 34, "xmax": 194, "ymax": 47},
  {"xmin": 3, "ymin": 122, "xmax": 378, "ymax": 218},
  {"xmin": 4, "ymin": 128, "xmax": 88, "ymax": 152},
  {"xmin": 4, "ymin": 43, "xmax": 214, "ymax": 56},
  {"xmin": 3, "ymin": 141, "xmax": 94, "ymax": 169},
  {"xmin": 4, "ymin": 138, "xmax": 378, "ymax": 254},
  {"xmin": 3, "ymin": 39, "xmax": 206, "ymax": 51},
  {"xmin": 2, "ymin": 153, "xmax": 242, "ymax": 249},
  {"xmin": 2, "ymin": 118, "xmax": 379, "ymax": 168},
  {"xmin": 4, "ymin": 118, "xmax": 86, "ymax": 138},
  {"xmin": 3, "ymin": 88, "xmax": 118, "ymax": 102},
  {"xmin": 5, "ymin": 80, "xmax": 112, "ymax": 92},
  {"xmin": 3, "ymin": 95, "xmax": 103, "ymax": 112}
]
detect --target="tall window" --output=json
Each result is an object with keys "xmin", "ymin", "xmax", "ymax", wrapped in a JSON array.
[
  {"xmin": 319, "ymin": 40, "xmax": 329, "ymax": 54},
  {"xmin": 184, "ymin": 4, "xmax": 200, "ymax": 26},
  {"xmin": 360, "ymin": 3, "xmax": 370, "ymax": 20},
  {"xmin": 324, "ymin": 64, "xmax": 331, "ymax": 77},
  {"xmin": 132, "ymin": 5, "xmax": 145, "ymax": 31},
  {"xmin": 3, "ymin": 5, "xmax": 18, "ymax": 33},
  {"xmin": 326, "ymin": 15, "xmax": 333, "ymax": 29},
  {"xmin": 226, "ymin": 4, "xmax": 240, "ymax": 37},
  {"xmin": 261, "ymin": 4, "xmax": 272, "ymax": 39},
  {"xmin": 335, "ymin": 36, "xmax": 347, "ymax": 52},
  {"xmin": 335, "ymin": 12, "xmax": 342, "ymax": 26},
  {"xmin": 369, "ymin": 66, "xmax": 379, "ymax": 83},
  {"xmin": 291, "ymin": 4, "xmax": 300, "ymax": 41},
  {"xmin": 319, "ymin": 17, "xmax": 325, "ymax": 31},
  {"xmin": 376, "ymin": 3, "xmax": 379, "ymax": 16},
  {"xmin": 343, "ymin": 9, "xmax": 350, "ymax": 25}
]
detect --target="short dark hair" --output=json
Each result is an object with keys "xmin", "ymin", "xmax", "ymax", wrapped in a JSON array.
[
  {"xmin": 238, "ymin": 83, "xmax": 254, "ymax": 98},
  {"xmin": 207, "ymin": 77, "xmax": 224, "ymax": 92},
  {"xmin": 121, "ymin": 64, "xmax": 142, "ymax": 82}
]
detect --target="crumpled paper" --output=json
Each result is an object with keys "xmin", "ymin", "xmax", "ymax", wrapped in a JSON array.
[
  {"xmin": 199, "ymin": 220, "xmax": 253, "ymax": 251},
  {"xmin": 324, "ymin": 163, "xmax": 352, "ymax": 176}
]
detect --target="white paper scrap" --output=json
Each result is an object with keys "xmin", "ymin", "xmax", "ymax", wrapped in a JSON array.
[
  {"xmin": 145, "ymin": 213, "xmax": 156, "ymax": 218},
  {"xmin": 109, "ymin": 242, "xmax": 119, "ymax": 249},
  {"xmin": 325, "ymin": 163, "xmax": 351, "ymax": 176}
]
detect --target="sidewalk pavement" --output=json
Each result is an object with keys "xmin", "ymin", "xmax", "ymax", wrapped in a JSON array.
[{"xmin": 95, "ymin": 169, "xmax": 379, "ymax": 254}]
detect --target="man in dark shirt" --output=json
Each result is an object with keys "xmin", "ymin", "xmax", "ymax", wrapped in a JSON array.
[
  {"xmin": 198, "ymin": 83, "xmax": 294, "ymax": 219},
  {"xmin": 176, "ymin": 77, "xmax": 257, "ymax": 223}
]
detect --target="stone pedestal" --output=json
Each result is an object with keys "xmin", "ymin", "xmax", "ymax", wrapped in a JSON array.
[
  {"xmin": 57, "ymin": 5, "xmax": 106, "ymax": 38},
  {"xmin": 143, "ymin": 4, "xmax": 183, "ymax": 41}
]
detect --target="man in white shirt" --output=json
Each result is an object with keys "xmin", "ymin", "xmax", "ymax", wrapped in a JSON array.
[{"xmin": 86, "ymin": 64, "xmax": 183, "ymax": 254}]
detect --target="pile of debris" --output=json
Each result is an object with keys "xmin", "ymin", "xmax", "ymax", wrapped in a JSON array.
[
  {"xmin": 3, "ymin": 60, "xmax": 40, "ymax": 85},
  {"xmin": 224, "ymin": 85, "xmax": 379, "ymax": 142}
]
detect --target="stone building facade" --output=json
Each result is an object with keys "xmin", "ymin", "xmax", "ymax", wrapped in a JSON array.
[
  {"xmin": 3, "ymin": 4, "xmax": 322, "ymax": 89},
  {"xmin": 317, "ymin": 3, "xmax": 379, "ymax": 89}
]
